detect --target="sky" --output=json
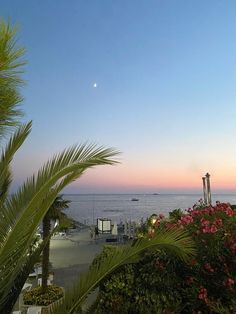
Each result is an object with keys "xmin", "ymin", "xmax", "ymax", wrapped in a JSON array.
[{"xmin": 1, "ymin": 1, "xmax": 236, "ymax": 194}]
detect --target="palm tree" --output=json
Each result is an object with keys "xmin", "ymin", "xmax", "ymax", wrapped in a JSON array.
[{"xmin": 41, "ymin": 195, "xmax": 70, "ymax": 292}]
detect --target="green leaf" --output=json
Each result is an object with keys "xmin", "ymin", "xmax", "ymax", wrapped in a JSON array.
[{"xmin": 0, "ymin": 144, "xmax": 119, "ymax": 309}]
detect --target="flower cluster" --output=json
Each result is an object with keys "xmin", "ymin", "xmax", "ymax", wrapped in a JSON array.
[
  {"xmin": 198, "ymin": 287, "xmax": 208, "ymax": 303},
  {"xmin": 95, "ymin": 201, "xmax": 236, "ymax": 314},
  {"xmin": 200, "ymin": 217, "xmax": 223, "ymax": 234},
  {"xmin": 179, "ymin": 214, "xmax": 193, "ymax": 225},
  {"xmin": 154, "ymin": 201, "xmax": 236, "ymax": 313}
]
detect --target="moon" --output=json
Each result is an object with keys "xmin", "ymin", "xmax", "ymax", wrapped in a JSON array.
[{"xmin": 93, "ymin": 83, "xmax": 97, "ymax": 88}]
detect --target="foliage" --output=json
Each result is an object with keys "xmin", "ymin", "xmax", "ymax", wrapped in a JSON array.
[
  {"xmin": 89, "ymin": 234, "xmax": 194, "ymax": 314},
  {"xmin": 171, "ymin": 201, "xmax": 236, "ymax": 313},
  {"xmin": 51, "ymin": 227, "xmax": 195, "ymax": 314},
  {"xmin": 57, "ymin": 213, "xmax": 75, "ymax": 232},
  {"xmin": 23, "ymin": 285, "xmax": 64, "ymax": 306},
  {"xmin": 93, "ymin": 246, "xmax": 185, "ymax": 313},
  {"xmin": 94, "ymin": 201, "xmax": 236, "ymax": 313},
  {"xmin": 169, "ymin": 208, "xmax": 183, "ymax": 221},
  {"xmin": 0, "ymin": 20, "xmax": 25, "ymax": 138}
]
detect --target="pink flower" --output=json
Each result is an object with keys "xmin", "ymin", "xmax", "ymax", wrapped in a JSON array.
[
  {"xmin": 198, "ymin": 287, "xmax": 208, "ymax": 302},
  {"xmin": 204, "ymin": 263, "xmax": 214, "ymax": 273},
  {"xmin": 200, "ymin": 218, "xmax": 210, "ymax": 226},
  {"xmin": 224, "ymin": 278, "xmax": 234, "ymax": 288},
  {"xmin": 225, "ymin": 207, "xmax": 233, "ymax": 217},
  {"xmin": 179, "ymin": 215, "xmax": 193, "ymax": 225},
  {"xmin": 210, "ymin": 225, "xmax": 218, "ymax": 233},
  {"xmin": 214, "ymin": 218, "xmax": 222, "ymax": 227}
]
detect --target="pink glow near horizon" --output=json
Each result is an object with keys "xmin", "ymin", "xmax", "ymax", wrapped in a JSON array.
[
  {"xmin": 11, "ymin": 153, "xmax": 236, "ymax": 193},
  {"xmin": 11, "ymin": 148, "xmax": 236, "ymax": 193},
  {"xmin": 63, "ymin": 163, "xmax": 236, "ymax": 192}
]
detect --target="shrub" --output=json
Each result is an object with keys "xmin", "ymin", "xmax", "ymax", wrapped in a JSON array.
[
  {"xmin": 94, "ymin": 202, "xmax": 236, "ymax": 313},
  {"xmin": 23, "ymin": 285, "xmax": 64, "ymax": 306}
]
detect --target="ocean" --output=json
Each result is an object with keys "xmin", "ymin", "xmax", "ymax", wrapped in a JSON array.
[{"xmin": 64, "ymin": 194, "xmax": 236, "ymax": 225}]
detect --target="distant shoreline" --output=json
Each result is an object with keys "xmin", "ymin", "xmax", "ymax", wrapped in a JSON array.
[{"xmin": 63, "ymin": 193, "xmax": 236, "ymax": 196}]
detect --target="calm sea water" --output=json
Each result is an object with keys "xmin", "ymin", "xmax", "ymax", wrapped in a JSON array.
[{"xmin": 64, "ymin": 194, "xmax": 236, "ymax": 225}]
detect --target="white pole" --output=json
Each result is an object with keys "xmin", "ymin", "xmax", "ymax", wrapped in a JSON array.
[
  {"xmin": 202, "ymin": 176, "xmax": 207, "ymax": 204},
  {"xmin": 205, "ymin": 173, "xmax": 212, "ymax": 206}
]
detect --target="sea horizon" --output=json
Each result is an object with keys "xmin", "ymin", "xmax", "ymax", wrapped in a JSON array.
[
  {"xmin": 63, "ymin": 193, "xmax": 236, "ymax": 226},
  {"xmin": 63, "ymin": 192, "xmax": 236, "ymax": 195}
]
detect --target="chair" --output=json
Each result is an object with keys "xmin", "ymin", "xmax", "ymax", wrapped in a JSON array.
[
  {"xmin": 28, "ymin": 271, "xmax": 37, "ymax": 278},
  {"xmin": 27, "ymin": 307, "xmax": 42, "ymax": 314},
  {"xmin": 37, "ymin": 278, "xmax": 51, "ymax": 286}
]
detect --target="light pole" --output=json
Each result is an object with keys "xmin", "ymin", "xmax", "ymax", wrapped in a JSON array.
[
  {"xmin": 202, "ymin": 176, "xmax": 207, "ymax": 204},
  {"xmin": 205, "ymin": 173, "xmax": 211, "ymax": 206}
]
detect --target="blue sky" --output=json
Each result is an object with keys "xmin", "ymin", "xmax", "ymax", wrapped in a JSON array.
[{"xmin": 2, "ymin": 1, "xmax": 236, "ymax": 193}]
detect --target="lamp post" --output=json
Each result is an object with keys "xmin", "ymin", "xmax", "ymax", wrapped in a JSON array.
[
  {"xmin": 202, "ymin": 176, "xmax": 207, "ymax": 204},
  {"xmin": 202, "ymin": 173, "xmax": 212, "ymax": 206},
  {"xmin": 151, "ymin": 214, "xmax": 158, "ymax": 225},
  {"xmin": 148, "ymin": 214, "xmax": 158, "ymax": 236},
  {"xmin": 205, "ymin": 173, "xmax": 211, "ymax": 206}
]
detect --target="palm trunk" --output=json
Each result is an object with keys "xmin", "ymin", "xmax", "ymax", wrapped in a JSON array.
[{"xmin": 42, "ymin": 211, "xmax": 51, "ymax": 293}]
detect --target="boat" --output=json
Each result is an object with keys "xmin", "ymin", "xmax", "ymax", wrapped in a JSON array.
[{"xmin": 131, "ymin": 198, "xmax": 139, "ymax": 201}]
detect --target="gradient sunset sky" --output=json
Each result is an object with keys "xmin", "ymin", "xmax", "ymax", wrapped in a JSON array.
[{"xmin": 2, "ymin": 1, "xmax": 236, "ymax": 193}]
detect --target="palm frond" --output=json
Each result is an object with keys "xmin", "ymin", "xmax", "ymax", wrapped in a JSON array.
[
  {"xmin": 0, "ymin": 122, "xmax": 32, "ymax": 204},
  {"xmin": 52, "ymin": 228, "xmax": 195, "ymax": 314},
  {"xmin": 0, "ymin": 20, "xmax": 26, "ymax": 86},
  {"xmin": 1, "ymin": 227, "xmax": 57, "ymax": 314},
  {"xmin": 0, "ymin": 144, "xmax": 119, "ymax": 308},
  {"xmin": 0, "ymin": 20, "xmax": 26, "ymax": 138}
]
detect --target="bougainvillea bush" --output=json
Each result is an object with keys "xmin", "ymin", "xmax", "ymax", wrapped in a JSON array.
[{"xmin": 94, "ymin": 202, "xmax": 236, "ymax": 314}]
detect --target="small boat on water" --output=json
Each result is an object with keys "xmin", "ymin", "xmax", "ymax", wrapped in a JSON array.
[{"xmin": 131, "ymin": 198, "xmax": 139, "ymax": 201}]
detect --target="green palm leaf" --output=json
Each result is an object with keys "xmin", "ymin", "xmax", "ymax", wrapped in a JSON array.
[
  {"xmin": 0, "ymin": 20, "xmax": 26, "ymax": 138},
  {"xmin": 52, "ymin": 228, "xmax": 195, "ymax": 314},
  {"xmin": 2, "ymin": 220, "xmax": 61, "ymax": 313},
  {"xmin": 0, "ymin": 122, "xmax": 32, "ymax": 204},
  {"xmin": 0, "ymin": 144, "xmax": 119, "ymax": 309}
]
